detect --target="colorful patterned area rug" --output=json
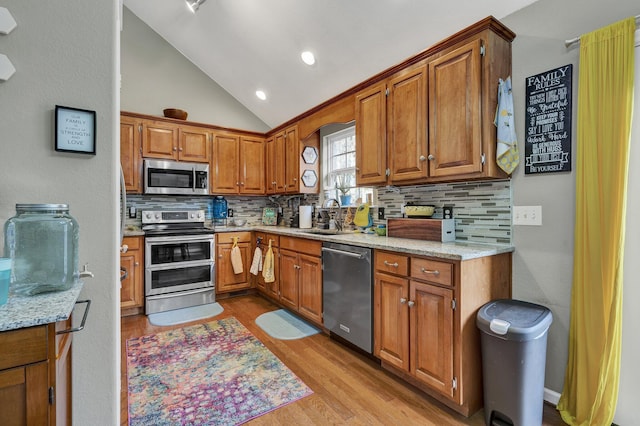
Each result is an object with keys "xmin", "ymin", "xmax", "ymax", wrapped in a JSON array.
[{"xmin": 127, "ymin": 317, "xmax": 313, "ymax": 425}]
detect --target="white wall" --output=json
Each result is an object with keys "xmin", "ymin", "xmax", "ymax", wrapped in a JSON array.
[
  {"xmin": 121, "ymin": 7, "xmax": 269, "ymax": 132},
  {"xmin": 0, "ymin": 1, "xmax": 120, "ymax": 424},
  {"xmin": 503, "ymin": 0, "xmax": 640, "ymax": 422}
]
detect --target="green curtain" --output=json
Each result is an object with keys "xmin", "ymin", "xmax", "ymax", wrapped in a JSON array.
[{"xmin": 557, "ymin": 17, "xmax": 635, "ymax": 426}]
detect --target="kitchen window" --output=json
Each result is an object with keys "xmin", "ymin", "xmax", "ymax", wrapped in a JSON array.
[{"xmin": 321, "ymin": 125, "xmax": 375, "ymax": 206}]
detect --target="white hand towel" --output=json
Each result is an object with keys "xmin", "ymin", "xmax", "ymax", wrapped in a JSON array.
[
  {"xmin": 494, "ymin": 76, "xmax": 519, "ymax": 174},
  {"xmin": 249, "ymin": 246, "xmax": 262, "ymax": 276}
]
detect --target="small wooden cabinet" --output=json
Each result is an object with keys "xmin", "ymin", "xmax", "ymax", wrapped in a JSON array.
[
  {"xmin": 266, "ymin": 125, "xmax": 305, "ymax": 194},
  {"xmin": 141, "ymin": 120, "xmax": 211, "ymax": 163},
  {"xmin": 374, "ymin": 249, "xmax": 511, "ymax": 416},
  {"xmin": 120, "ymin": 115, "xmax": 143, "ymax": 193},
  {"xmin": 211, "ymin": 132, "xmax": 265, "ymax": 195},
  {"xmin": 120, "ymin": 236, "xmax": 144, "ymax": 316},
  {"xmin": 0, "ymin": 319, "xmax": 74, "ymax": 425},
  {"xmin": 216, "ymin": 232, "xmax": 253, "ymax": 293},
  {"xmin": 356, "ymin": 63, "xmax": 428, "ymax": 186},
  {"xmin": 279, "ymin": 237, "xmax": 323, "ymax": 325}
]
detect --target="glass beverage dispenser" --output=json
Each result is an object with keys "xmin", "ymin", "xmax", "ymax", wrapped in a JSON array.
[{"xmin": 212, "ymin": 196, "xmax": 228, "ymax": 225}]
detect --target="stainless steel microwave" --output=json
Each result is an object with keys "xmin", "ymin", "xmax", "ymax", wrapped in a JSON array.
[{"xmin": 144, "ymin": 159, "xmax": 209, "ymax": 195}]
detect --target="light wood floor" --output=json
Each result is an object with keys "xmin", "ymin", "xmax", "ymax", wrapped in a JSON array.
[{"xmin": 121, "ymin": 294, "xmax": 565, "ymax": 425}]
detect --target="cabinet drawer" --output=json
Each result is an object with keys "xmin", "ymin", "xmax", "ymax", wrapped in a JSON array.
[
  {"xmin": 217, "ymin": 231, "xmax": 252, "ymax": 244},
  {"xmin": 410, "ymin": 257, "xmax": 453, "ymax": 287},
  {"xmin": 123, "ymin": 236, "xmax": 141, "ymax": 250},
  {"xmin": 254, "ymin": 232, "xmax": 279, "ymax": 248},
  {"xmin": 280, "ymin": 237, "xmax": 321, "ymax": 256},
  {"xmin": 375, "ymin": 251, "xmax": 409, "ymax": 276},
  {"xmin": 0, "ymin": 326, "xmax": 48, "ymax": 370}
]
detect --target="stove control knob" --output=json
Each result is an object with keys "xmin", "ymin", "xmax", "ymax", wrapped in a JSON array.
[
  {"xmin": 154, "ymin": 213, "xmax": 160, "ymax": 220},
  {"xmin": 190, "ymin": 213, "xmax": 195, "ymax": 219},
  {"xmin": 144, "ymin": 212, "xmax": 152, "ymax": 220},
  {"xmin": 197, "ymin": 212, "xmax": 203, "ymax": 219}
]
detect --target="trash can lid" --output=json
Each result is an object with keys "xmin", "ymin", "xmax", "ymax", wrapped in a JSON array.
[{"xmin": 476, "ymin": 299, "xmax": 553, "ymax": 341}]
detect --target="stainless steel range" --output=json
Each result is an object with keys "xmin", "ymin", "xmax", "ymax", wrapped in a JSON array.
[{"xmin": 142, "ymin": 209, "xmax": 215, "ymax": 315}]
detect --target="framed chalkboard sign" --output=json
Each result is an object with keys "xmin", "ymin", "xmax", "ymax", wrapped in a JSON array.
[{"xmin": 524, "ymin": 65, "xmax": 572, "ymax": 174}]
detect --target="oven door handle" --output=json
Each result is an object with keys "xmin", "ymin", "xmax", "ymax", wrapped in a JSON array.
[{"xmin": 145, "ymin": 259, "xmax": 214, "ymax": 271}]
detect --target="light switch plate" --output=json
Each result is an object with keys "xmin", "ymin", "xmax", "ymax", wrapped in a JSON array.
[{"xmin": 513, "ymin": 205, "xmax": 542, "ymax": 226}]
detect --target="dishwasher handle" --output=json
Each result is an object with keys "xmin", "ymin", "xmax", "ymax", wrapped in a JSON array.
[{"xmin": 322, "ymin": 246, "xmax": 364, "ymax": 259}]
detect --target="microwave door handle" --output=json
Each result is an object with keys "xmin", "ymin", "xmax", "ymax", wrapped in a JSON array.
[{"xmin": 192, "ymin": 167, "xmax": 196, "ymax": 193}]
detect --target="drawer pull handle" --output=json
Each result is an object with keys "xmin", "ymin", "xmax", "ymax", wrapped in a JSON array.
[
  {"xmin": 56, "ymin": 300, "xmax": 91, "ymax": 335},
  {"xmin": 421, "ymin": 267, "xmax": 440, "ymax": 276},
  {"xmin": 384, "ymin": 261, "xmax": 399, "ymax": 268}
]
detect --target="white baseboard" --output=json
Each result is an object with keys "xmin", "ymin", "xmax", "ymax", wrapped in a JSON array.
[{"xmin": 544, "ymin": 388, "xmax": 561, "ymax": 405}]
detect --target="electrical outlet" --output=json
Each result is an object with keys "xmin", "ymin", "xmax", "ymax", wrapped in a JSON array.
[
  {"xmin": 513, "ymin": 205, "xmax": 542, "ymax": 226},
  {"xmin": 227, "ymin": 208, "xmax": 234, "ymax": 217},
  {"xmin": 378, "ymin": 207, "xmax": 385, "ymax": 220}
]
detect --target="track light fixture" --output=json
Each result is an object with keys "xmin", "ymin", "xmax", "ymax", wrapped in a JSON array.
[{"xmin": 186, "ymin": 0, "xmax": 207, "ymax": 13}]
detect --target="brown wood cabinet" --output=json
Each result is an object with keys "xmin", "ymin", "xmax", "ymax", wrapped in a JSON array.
[
  {"xmin": 253, "ymin": 232, "xmax": 280, "ymax": 300},
  {"xmin": 356, "ymin": 22, "xmax": 513, "ymax": 186},
  {"xmin": 266, "ymin": 125, "xmax": 299, "ymax": 194},
  {"xmin": 278, "ymin": 237, "xmax": 323, "ymax": 325},
  {"xmin": 355, "ymin": 64, "xmax": 428, "ymax": 186},
  {"xmin": 120, "ymin": 115, "xmax": 142, "ymax": 193},
  {"xmin": 216, "ymin": 232, "xmax": 252, "ymax": 293},
  {"xmin": 120, "ymin": 236, "xmax": 144, "ymax": 316},
  {"xmin": 141, "ymin": 119, "xmax": 211, "ymax": 163},
  {"xmin": 212, "ymin": 132, "xmax": 265, "ymax": 194},
  {"xmin": 374, "ymin": 249, "xmax": 511, "ymax": 417},
  {"xmin": 0, "ymin": 319, "xmax": 74, "ymax": 425}
]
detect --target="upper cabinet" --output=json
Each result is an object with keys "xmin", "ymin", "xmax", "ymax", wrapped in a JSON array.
[
  {"xmin": 142, "ymin": 120, "xmax": 211, "ymax": 163},
  {"xmin": 212, "ymin": 131, "xmax": 265, "ymax": 195},
  {"xmin": 265, "ymin": 124, "xmax": 318, "ymax": 195},
  {"xmin": 355, "ymin": 19, "xmax": 514, "ymax": 186},
  {"xmin": 120, "ymin": 115, "xmax": 142, "ymax": 193},
  {"xmin": 356, "ymin": 63, "xmax": 428, "ymax": 186}
]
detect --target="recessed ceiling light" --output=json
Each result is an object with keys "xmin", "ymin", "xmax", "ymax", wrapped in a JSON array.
[
  {"xmin": 185, "ymin": 0, "xmax": 207, "ymax": 13},
  {"xmin": 301, "ymin": 51, "xmax": 316, "ymax": 66},
  {"xmin": 255, "ymin": 90, "xmax": 267, "ymax": 101}
]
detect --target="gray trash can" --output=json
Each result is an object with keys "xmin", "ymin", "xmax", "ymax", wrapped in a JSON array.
[{"xmin": 476, "ymin": 299, "xmax": 553, "ymax": 426}]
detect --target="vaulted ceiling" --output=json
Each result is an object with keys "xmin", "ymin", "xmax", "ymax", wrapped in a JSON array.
[{"xmin": 123, "ymin": 0, "xmax": 539, "ymax": 128}]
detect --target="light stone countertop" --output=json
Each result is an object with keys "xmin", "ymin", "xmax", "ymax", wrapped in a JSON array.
[
  {"xmin": 0, "ymin": 281, "xmax": 84, "ymax": 332},
  {"xmin": 125, "ymin": 224, "xmax": 513, "ymax": 260}
]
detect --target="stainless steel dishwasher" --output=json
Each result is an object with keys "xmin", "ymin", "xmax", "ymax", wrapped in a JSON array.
[{"xmin": 322, "ymin": 242, "xmax": 373, "ymax": 354}]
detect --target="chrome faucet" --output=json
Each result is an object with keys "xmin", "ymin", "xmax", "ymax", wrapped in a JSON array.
[{"xmin": 324, "ymin": 198, "xmax": 343, "ymax": 231}]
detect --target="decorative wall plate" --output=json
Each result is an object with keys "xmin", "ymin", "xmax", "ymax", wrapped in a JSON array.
[
  {"xmin": 302, "ymin": 146, "xmax": 318, "ymax": 164},
  {"xmin": 301, "ymin": 170, "xmax": 317, "ymax": 187}
]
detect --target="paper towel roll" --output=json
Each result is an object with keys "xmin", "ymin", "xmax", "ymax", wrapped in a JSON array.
[{"xmin": 299, "ymin": 205, "xmax": 313, "ymax": 229}]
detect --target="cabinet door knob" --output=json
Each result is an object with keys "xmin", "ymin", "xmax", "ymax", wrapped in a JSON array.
[
  {"xmin": 134, "ymin": 262, "xmax": 139, "ymax": 266},
  {"xmin": 408, "ymin": 300, "xmax": 415, "ymax": 307},
  {"xmin": 173, "ymin": 147, "xmax": 178, "ymax": 151},
  {"xmin": 419, "ymin": 155, "xmax": 426, "ymax": 161},
  {"xmin": 427, "ymin": 154, "xmax": 435, "ymax": 161},
  {"xmin": 400, "ymin": 298, "xmax": 407, "ymax": 304},
  {"xmin": 421, "ymin": 267, "xmax": 440, "ymax": 276}
]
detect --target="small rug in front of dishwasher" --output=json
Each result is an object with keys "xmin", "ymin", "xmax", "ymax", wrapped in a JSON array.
[
  {"xmin": 148, "ymin": 302, "xmax": 224, "ymax": 327},
  {"xmin": 255, "ymin": 309, "xmax": 319, "ymax": 340}
]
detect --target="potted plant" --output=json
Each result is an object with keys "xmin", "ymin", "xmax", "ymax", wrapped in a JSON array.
[{"xmin": 335, "ymin": 174, "xmax": 352, "ymax": 206}]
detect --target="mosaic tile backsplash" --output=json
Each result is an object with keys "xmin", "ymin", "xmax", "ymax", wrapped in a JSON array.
[{"xmin": 126, "ymin": 179, "xmax": 512, "ymax": 245}]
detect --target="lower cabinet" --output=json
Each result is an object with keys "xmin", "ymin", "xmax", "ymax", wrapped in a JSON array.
[
  {"xmin": 274, "ymin": 236, "xmax": 323, "ymax": 326},
  {"xmin": 374, "ymin": 249, "xmax": 511, "ymax": 417},
  {"xmin": 216, "ymin": 232, "xmax": 253, "ymax": 293},
  {"xmin": 253, "ymin": 232, "xmax": 280, "ymax": 300},
  {"xmin": 120, "ymin": 236, "xmax": 144, "ymax": 316},
  {"xmin": 0, "ymin": 319, "xmax": 74, "ymax": 425}
]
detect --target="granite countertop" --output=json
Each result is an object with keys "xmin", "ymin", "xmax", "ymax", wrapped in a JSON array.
[
  {"xmin": 125, "ymin": 224, "xmax": 513, "ymax": 260},
  {"xmin": 0, "ymin": 281, "xmax": 84, "ymax": 332}
]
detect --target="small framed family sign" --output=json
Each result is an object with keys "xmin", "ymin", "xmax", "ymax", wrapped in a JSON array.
[{"xmin": 55, "ymin": 105, "xmax": 96, "ymax": 155}]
